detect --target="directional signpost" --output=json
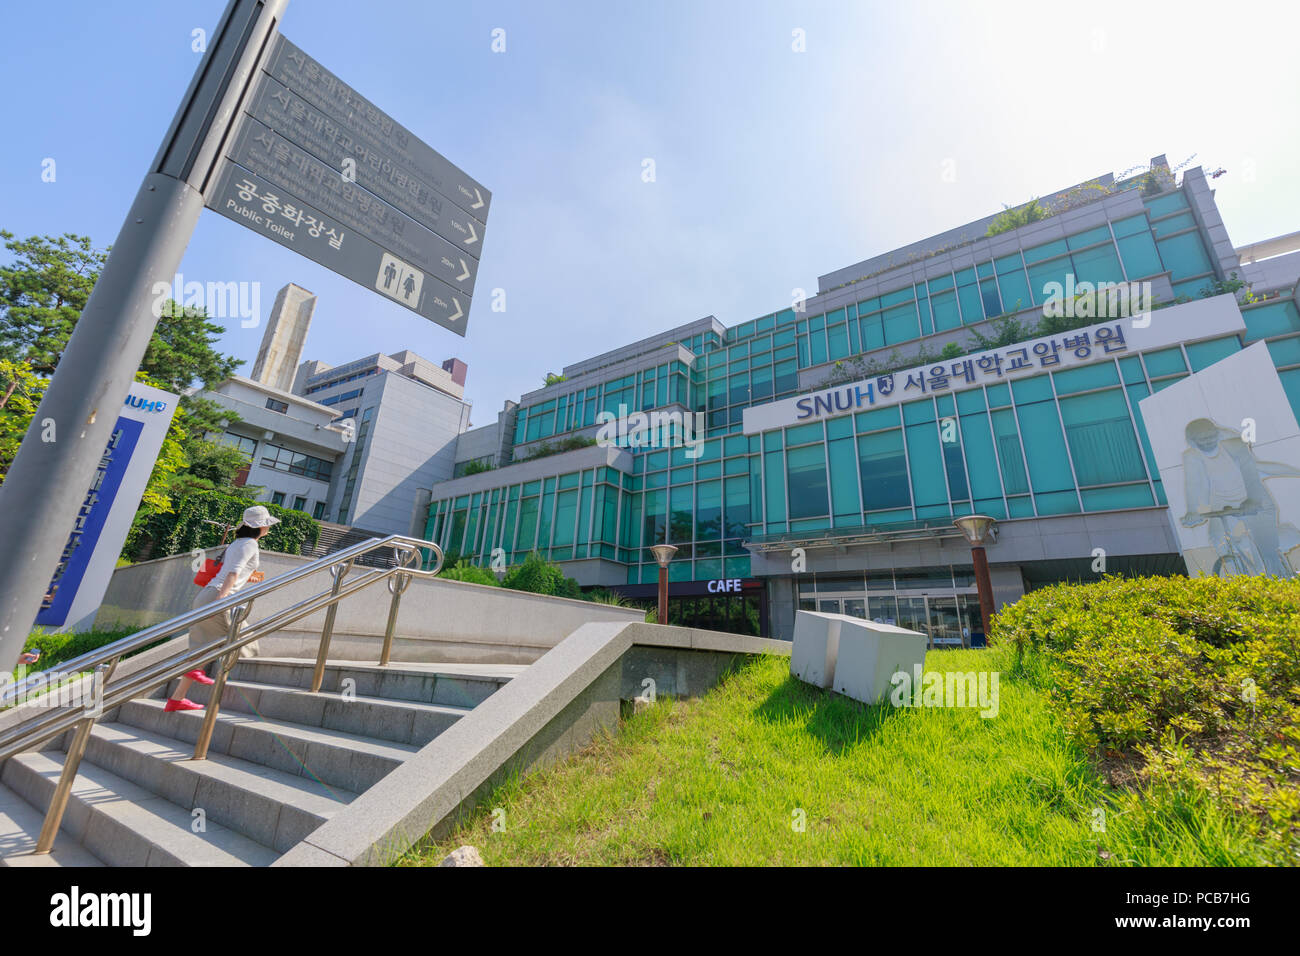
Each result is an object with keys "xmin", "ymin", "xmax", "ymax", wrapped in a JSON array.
[
  {"xmin": 206, "ymin": 34, "xmax": 490, "ymax": 335},
  {"xmin": 0, "ymin": 0, "xmax": 493, "ymax": 671}
]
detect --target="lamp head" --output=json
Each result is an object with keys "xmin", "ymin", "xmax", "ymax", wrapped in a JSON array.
[
  {"xmin": 649, "ymin": 544, "xmax": 679, "ymax": 568},
  {"xmin": 953, "ymin": 514, "xmax": 997, "ymax": 545}
]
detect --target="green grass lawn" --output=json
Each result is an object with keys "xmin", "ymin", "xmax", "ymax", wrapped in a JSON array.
[{"xmin": 400, "ymin": 646, "xmax": 1269, "ymax": 866}]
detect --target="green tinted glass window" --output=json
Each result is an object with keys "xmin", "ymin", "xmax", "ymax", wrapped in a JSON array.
[
  {"xmin": 1116, "ymin": 231, "xmax": 1163, "ymax": 278},
  {"xmin": 828, "ymin": 437, "xmax": 860, "ymax": 519},
  {"xmin": 1015, "ymin": 401, "xmax": 1075, "ymax": 492},
  {"xmin": 1070, "ymin": 243, "xmax": 1124, "ymax": 286},
  {"xmin": 1024, "ymin": 239, "xmax": 1068, "ymax": 264},
  {"xmin": 958, "ymin": 412, "xmax": 1002, "ymax": 500},
  {"xmin": 764, "ymin": 451, "xmax": 786, "ymax": 525},
  {"xmin": 995, "ymin": 268, "xmax": 1032, "ymax": 314},
  {"xmin": 930, "ymin": 289, "xmax": 961, "ymax": 332},
  {"xmin": 905, "ymin": 423, "xmax": 947, "ymax": 506},
  {"xmin": 1156, "ymin": 233, "xmax": 1213, "ymax": 278},
  {"xmin": 882, "ymin": 304, "xmax": 919, "ymax": 345},
  {"xmin": 1027, "ymin": 258, "xmax": 1071, "ymax": 304},
  {"xmin": 1057, "ymin": 390, "xmax": 1146, "ymax": 486},
  {"xmin": 991, "ymin": 408, "xmax": 1029, "ymax": 494},
  {"xmin": 1143, "ymin": 347, "xmax": 1186, "ymax": 377},
  {"xmin": 858, "ymin": 430, "xmax": 910, "ymax": 510},
  {"xmin": 724, "ymin": 475, "xmax": 750, "ymax": 538},
  {"xmin": 1143, "ymin": 192, "xmax": 1189, "ymax": 217},
  {"xmin": 1185, "ymin": 336, "xmax": 1241, "ymax": 371},
  {"xmin": 786, "ymin": 445, "xmax": 829, "ymax": 519},
  {"xmin": 696, "ymin": 480, "xmax": 722, "ymax": 540}
]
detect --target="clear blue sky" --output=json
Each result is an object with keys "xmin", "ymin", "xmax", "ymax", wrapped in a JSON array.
[{"xmin": 3, "ymin": 0, "xmax": 1298, "ymax": 423}]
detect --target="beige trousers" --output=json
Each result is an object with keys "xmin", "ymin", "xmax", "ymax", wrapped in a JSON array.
[{"xmin": 189, "ymin": 587, "xmax": 260, "ymax": 661}]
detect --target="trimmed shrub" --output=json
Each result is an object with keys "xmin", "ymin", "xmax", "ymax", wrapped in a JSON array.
[
  {"xmin": 16, "ymin": 626, "xmax": 166, "ymax": 674},
  {"xmin": 439, "ymin": 562, "xmax": 501, "ymax": 587},
  {"xmin": 500, "ymin": 552, "xmax": 564, "ymax": 595},
  {"xmin": 439, "ymin": 552, "xmax": 584, "ymax": 600},
  {"xmin": 995, "ymin": 574, "xmax": 1300, "ymax": 861}
]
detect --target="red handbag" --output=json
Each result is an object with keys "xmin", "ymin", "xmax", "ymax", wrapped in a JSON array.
[
  {"xmin": 194, "ymin": 523, "xmax": 233, "ymax": 586},
  {"xmin": 193, "ymin": 555, "xmax": 224, "ymax": 587}
]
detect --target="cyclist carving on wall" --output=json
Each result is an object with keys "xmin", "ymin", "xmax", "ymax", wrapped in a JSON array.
[{"xmin": 1179, "ymin": 418, "xmax": 1300, "ymax": 577}]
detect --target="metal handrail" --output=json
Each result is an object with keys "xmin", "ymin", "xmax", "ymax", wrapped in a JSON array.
[{"xmin": 0, "ymin": 533, "xmax": 443, "ymax": 854}]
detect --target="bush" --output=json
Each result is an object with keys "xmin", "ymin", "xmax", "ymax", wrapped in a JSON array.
[
  {"xmin": 986, "ymin": 198, "xmax": 1048, "ymax": 236},
  {"xmin": 439, "ymin": 562, "xmax": 501, "ymax": 587},
  {"xmin": 15, "ymin": 626, "xmax": 167, "ymax": 675},
  {"xmin": 124, "ymin": 490, "xmax": 320, "ymax": 561},
  {"xmin": 518, "ymin": 436, "xmax": 597, "ymax": 462},
  {"xmin": 995, "ymin": 574, "xmax": 1300, "ymax": 862},
  {"xmin": 439, "ymin": 552, "xmax": 585, "ymax": 600},
  {"xmin": 500, "ymin": 551, "xmax": 583, "ymax": 599}
]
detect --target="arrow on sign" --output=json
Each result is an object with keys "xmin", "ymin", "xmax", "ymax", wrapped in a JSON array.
[
  {"xmin": 456, "ymin": 259, "xmax": 470, "ymax": 281},
  {"xmin": 449, "ymin": 298, "xmax": 464, "ymax": 322},
  {"xmin": 471, "ymin": 188, "xmax": 484, "ymax": 210},
  {"xmin": 464, "ymin": 220, "xmax": 478, "ymax": 246}
]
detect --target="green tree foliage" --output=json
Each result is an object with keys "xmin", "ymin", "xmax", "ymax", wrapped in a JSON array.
[
  {"xmin": 124, "ymin": 490, "xmax": 320, "ymax": 562},
  {"xmin": 0, "ymin": 231, "xmax": 251, "ymax": 544},
  {"xmin": 986, "ymin": 198, "xmax": 1048, "ymax": 237},
  {"xmin": 966, "ymin": 312, "xmax": 1038, "ymax": 352},
  {"xmin": 0, "ymin": 359, "xmax": 47, "ymax": 480},
  {"xmin": 0, "ymin": 231, "xmax": 103, "ymax": 373},
  {"xmin": 142, "ymin": 299, "xmax": 241, "ymax": 394},
  {"xmin": 132, "ymin": 371, "xmax": 188, "ymax": 521}
]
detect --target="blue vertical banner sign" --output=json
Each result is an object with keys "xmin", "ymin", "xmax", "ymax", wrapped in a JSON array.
[{"xmin": 35, "ymin": 382, "xmax": 178, "ymax": 631}]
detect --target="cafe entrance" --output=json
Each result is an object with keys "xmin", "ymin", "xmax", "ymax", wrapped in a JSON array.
[
  {"xmin": 611, "ymin": 578, "xmax": 768, "ymax": 637},
  {"xmin": 797, "ymin": 566, "xmax": 986, "ymax": 648}
]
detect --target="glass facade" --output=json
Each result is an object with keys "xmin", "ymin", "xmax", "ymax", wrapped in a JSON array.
[{"xmin": 426, "ymin": 171, "xmax": 1300, "ymax": 621}]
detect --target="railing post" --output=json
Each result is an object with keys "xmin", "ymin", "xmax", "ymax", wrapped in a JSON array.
[
  {"xmin": 34, "ymin": 659, "xmax": 116, "ymax": 854},
  {"xmin": 379, "ymin": 549, "xmax": 414, "ymax": 667},
  {"xmin": 311, "ymin": 560, "xmax": 352, "ymax": 692},
  {"xmin": 193, "ymin": 601, "xmax": 251, "ymax": 761}
]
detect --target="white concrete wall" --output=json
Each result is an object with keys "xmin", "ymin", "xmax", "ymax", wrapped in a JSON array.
[{"xmin": 94, "ymin": 550, "xmax": 646, "ymax": 665}]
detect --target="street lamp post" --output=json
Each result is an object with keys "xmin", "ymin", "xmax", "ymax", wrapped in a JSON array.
[
  {"xmin": 649, "ymin": 544, "xmax": 678, "ymax": 626},
  {"xmin": 953, "ymin": 515, "xmax": 998, "ymax": 645}
]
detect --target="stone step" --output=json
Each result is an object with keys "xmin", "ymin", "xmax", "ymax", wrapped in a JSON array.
[
  {"xmin": 181, "ymin": 678, "xmax": 470, "ymax": 747},
  {"xmin": 117, "ymin": 698, "xmax": 418, "ymax": 793},
  {"xmin": 0, "ymin": 781, "xmax": 105, "ymax": 867},
  {"xmin": 2, "ymin": 751, "xmax": 278, "ymax": 866},
  {"xmin": 81, "ymin": 722, "xmax": 358, "ymax": 853},
  {"xmin": 231, "ymin": 657, "xmax": 517, "ymax": 708}
]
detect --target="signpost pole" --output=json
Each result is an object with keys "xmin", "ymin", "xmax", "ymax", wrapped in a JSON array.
[{"xmin": 0, "ymin": 0, "xmax": 287, "ymax": 671}]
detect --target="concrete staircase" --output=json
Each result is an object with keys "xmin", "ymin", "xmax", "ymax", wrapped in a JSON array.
[{"xmin": 0, "ymin": 657, "xmax": 522, "ymax": 866}]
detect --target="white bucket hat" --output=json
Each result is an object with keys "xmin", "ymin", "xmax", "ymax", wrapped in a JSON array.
[{"xmin": 242, "ymin": 505, "xmax": 281, "ymax": 528}]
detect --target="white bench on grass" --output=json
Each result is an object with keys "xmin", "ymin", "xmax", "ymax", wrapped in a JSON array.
[{"xmin": 790, "ymin": 610, "xmax": 928, "ymax": 706}]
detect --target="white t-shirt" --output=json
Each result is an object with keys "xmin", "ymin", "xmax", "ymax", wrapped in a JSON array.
[
  {"xmin": 1198, "ymin": 447, "xmax": 1248, "ymax": 512},
  {"xmin": 206, "ymin": 537, "xmax": 261, "ymax": 591}
]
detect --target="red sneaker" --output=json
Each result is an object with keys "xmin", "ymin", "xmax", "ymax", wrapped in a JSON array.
[
  {"xmin": 163, "ymin": 698, "xmax": 203, "ymax": 712},
  {"xmin": 184, "ymin": 669, "xmax": 215, "ymax": 685}
]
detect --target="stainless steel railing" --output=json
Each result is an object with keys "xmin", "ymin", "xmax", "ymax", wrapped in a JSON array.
[{"xmin": 0, "ymin": 534, "xmax": 443, "ymax": 854}]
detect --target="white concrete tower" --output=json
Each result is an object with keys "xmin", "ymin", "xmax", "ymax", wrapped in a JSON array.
[{"xmin": 251, "ymin": 283, "xmax": 317, "ymax": 393}]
